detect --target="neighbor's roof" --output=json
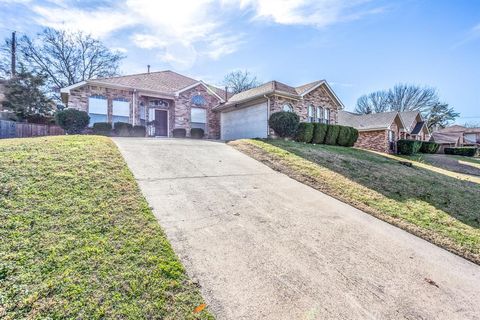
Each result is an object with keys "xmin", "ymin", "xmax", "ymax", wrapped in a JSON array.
[
  {"xmin": 219, "ymin": 79, "xmax": 343, "ymax": 109},
  {"xmin": 430, "ymin": 131, "xmax": 462, "ymax": 144},
  {"xmin": 61, "ymin": 70, "xmax": 228, "ymax": 100},
  {"xmin": 338, "ymin": 110, "xmax": 403, "ymax": 131},
  {"xmin": 438, "ymin": 125, "xmax": 480, "ymax": 134}
]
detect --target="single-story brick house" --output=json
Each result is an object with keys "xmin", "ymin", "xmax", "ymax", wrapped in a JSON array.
[
  {"xmin": 431, "ymin": 125, "xmax": 480, "ymax": 151},
  {"xmin": 338, "ymin": 111, "xmax": 406, "ymax": 153},
  {"xmin": 60, "ymin": 70, "xmax": 344, "ymax": 140}
]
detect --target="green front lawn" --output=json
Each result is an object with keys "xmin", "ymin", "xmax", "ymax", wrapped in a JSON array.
[
  {"xmin": 231, "ymin": 139, "xmax": 480, "ymax": 264},
  {"xmin": 0, "ymin": 136, "xmax": 212, "ymax": 319}
]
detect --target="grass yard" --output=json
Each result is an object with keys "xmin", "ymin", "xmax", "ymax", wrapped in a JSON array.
[
  {"xmin": 0, "ymin": 136, "xmax": 212, "ymax": 319},
  {"xmin": 230, "ymin": 139, "xmax": 480, "ymax": 264},
  {"xmin": 399, "ymin": 153, "xmax": 480, "ymax": 177}
]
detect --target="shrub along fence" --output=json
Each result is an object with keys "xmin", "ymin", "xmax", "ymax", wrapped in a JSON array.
[{"xmin": 0, "ymin": 120, "xmax": 64, "ymax": 139}]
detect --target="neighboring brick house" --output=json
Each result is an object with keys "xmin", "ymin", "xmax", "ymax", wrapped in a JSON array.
[
  {"xmin": 431, "ymin": 125, "xmax": 480, "ymax": 150},
  {"xmin": 61, "ymin": 71, "xmax": 345, "ymax": 140},
  {"xmin": 399, "ymin": 111, "xmax": 430, "ymax": 141},
  {"xmin": 214, "ymin": 80, "xmax": 344, "ymax": 140},
  {"xmin": 61, "ymin": 70, "xmax": 228, "ymax": 139},
  {"xmin": 338, "ymin": 111, "xmax": 406, "ymax": 153}
]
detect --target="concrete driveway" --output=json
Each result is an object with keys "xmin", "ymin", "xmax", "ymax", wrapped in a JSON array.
[{"xmin": 114, "ymin": 138, "xmax": 480, "ymax": 320}]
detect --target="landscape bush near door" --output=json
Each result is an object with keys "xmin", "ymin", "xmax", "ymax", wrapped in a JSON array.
[
  {"xmin": 173, "ymin": 128, "xmax": 186, "ymax": 138},
  {"xmin": 191, "ymin": 128, "xmax": 204, "ymax": 139},
  {"xmin": 268, "ymin": 111, "xmax": 300, "ymax": 138},
  {"xmin": 131, "ymin": 125, "xmax": 146, "ymax": 137},
  {"xmin": 397, "ymin": 139, "xmax": 422, "ymax": 155},
  {"xmin": 114, "ymin": 122, "xmax": 133, "ymax": 137},
  {"xmin": 420, "ymin": 141, "xmax": 440, "ymax": 154},
  {"xmin": 295, "ymin": 123, "xmax": 314, "ymax": 143},
  {"xmin": 312, "ymin": 123, "xmax": 328, "ymax": 144},
  {"xmin": 92, "ymin": 122, "xmax": 112, "ymax": 136}
]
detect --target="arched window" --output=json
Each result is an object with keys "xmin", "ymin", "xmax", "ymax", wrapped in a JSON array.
[
  {"xmin": 316, "ymin": 106, "xmax": 323, "ymax": 123},
  {"xmin": 191, "ymin": 94, "xmax": 206, "ymax": 106},
  {"xmin": 88, "ymin": 95, "xmax": 107, "ymax": 127},
  {"xmin": 282, "ymin": 103, "xmax": 293, "ymax": 112},
  {"xmin": 308, "ymin": 105, "xmax": 315, "ymax": 123}
]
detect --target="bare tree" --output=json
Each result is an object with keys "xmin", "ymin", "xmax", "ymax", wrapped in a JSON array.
[
  {"xmin": 355, "ymin": 91, "xmax": 389, "ymax": 114},
  {"xmin": 9, "ymin": 28, "xmax": 125, "ymax": 100},
  {"xmin": 223, "ymin": 70, "xmax": 260, "ymax": 94},
  {"xmin": 356, "ymin": 83, "xmax": 459, "ymax": 130},
  {"xmin": 463, "ymin": 122, "xmax": 480, "ymax": 128},
  {"xmin": 387, "ymin": 84, "xmax": 439, "ymax": 113}
]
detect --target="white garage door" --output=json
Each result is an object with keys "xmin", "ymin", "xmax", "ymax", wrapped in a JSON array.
[{"xmin": 221, "ymin": 102, "xmax": 268, "ymax": 140}]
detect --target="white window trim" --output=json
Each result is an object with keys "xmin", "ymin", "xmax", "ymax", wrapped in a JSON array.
[{"xmin": 191, "ymin": 107, "xmax": 207, "ymax": 134}]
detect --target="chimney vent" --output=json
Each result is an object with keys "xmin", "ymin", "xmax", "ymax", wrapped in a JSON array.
[
  {"xmin": 224, "ymin": 86, "xmax": 228, "ymax": 101},
  {"xmin": 147, "ymin": 65, "xmax": 150, "ymax": 73}
]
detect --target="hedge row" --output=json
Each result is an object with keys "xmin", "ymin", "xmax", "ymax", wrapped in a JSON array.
[
  {"xmin": 295, "ymin": 122, "xmax": 358, "ymax": 147},
  {"xmin": 92, "ymin": 122, "xmax": 146, "ymax": 137},
  {"xmin": 397, "ymin": 140, "xmax": 441, "ymax": 155},
  {"xmin": 444, "ymin": 147, "xmax": 478, "ymax": 157}
]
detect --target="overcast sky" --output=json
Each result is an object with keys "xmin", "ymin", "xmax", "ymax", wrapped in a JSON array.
[{"xmin": 0, "ymin": 0, "xmax": 479, "ymax": 123}]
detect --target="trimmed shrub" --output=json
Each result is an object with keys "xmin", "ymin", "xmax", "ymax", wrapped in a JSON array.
[
  {"xmin": 420, "ymin": 141, "xmax": 440, "ymax": 154},
  {"xmin": 295, "ymin": 122, "xmax": 314, "ymax": 143},
  {"xmin": 347, "ymin": 127, "xmax": 359, "ymax": 147},
  {"xmin": 55, "ymin": 109, "xmax": 89, "ymax": 134},
  {"xmin": 444, "ymin": 147, "xmax": 477, "ymax": 157},
  {"xmin": 337, "ymin": 125, "xmax": 355, "ymax": 147},
  {"xmin": 397, "ymin": 139, "xmax": 422, "ymax": 155},
  {"xmin": 114, "ymin": 122, "xmax": 133, "ymax": 137},
  {"xmin": 190, "ymin": 128, "xmax": 204, "ymax": 139},
  {"xmin": 92, "ymin": 122, "xmax": 112, "ymax": 136},
  {"xmin": 324, "ymin": 125, "xmax": 341, "ymax": 145},
  {"xmin": 131, "ymin": 125, "xmax": 146, "ymax": 137},
  {"xmin": 268, "ymin": 111, "xmax": 300, "ymax": 138},
  {"xmin": 312, "ymin": 123, "xmax": 328, "ymax": 144},
  {"xmin": 173, "ymin": 128, "xmax": 186, "ymax": 138}
]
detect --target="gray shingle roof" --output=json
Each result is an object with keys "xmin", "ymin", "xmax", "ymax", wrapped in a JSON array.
[
  {"xmin": 92, "ymin": 70, "xmax": 228, "ymax": 98},
  {"xmin": 399, "ymin": 111, "xmax": 421, "ymax": 132},
  {"xmin": 338, "ymin": 110, "xmax": 400, "ymax": 130},
  {"xmin": 430, "ymin": 132, "xmax": 462, "ymax": 144},
  {"xmin": 225, "ymin": 80, "xmax": 326, "ymax": 105},
  {"xmin": 294, "ymin": 80, "xmax": 323, "ymax": 95}
]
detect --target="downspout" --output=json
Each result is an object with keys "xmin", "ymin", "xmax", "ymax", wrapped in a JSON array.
[
  {"xmin": 132, "ymin": 89, "xmax": 137, "ymax": 125},
  {"xmin": 264, "ymin": 94, "xmax": 270, "ymax": 137}
]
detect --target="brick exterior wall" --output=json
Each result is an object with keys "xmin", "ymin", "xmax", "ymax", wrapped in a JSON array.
[
  {"xmin": 354, "ymin": 123, "xmax": 401, "ymax": 153},
  {"xmin": 354, "ymin": 130, "xmax": 389, "ymax": 153},
  {"xmin": 67, "ymin": 83, "xmax": 221, "ymax": 138},
  {"xmin": 176, "ymin": 84, "xmax": 221, "ymax": 139},
  {"xmin": 268, "ymin": 84, "xmax": 339, "ymax": 136}
]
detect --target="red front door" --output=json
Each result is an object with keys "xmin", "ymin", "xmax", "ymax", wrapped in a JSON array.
[{"xmin": 155, "ymin": 110, "xmax": 168, "ymax": 136}]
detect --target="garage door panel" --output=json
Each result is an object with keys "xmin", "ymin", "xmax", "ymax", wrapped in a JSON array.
[{"xmin": 221, "ymin": 103, "xmax": 267, "ymax": 140}]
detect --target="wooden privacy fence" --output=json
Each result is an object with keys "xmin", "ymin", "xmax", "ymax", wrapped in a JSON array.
[{"xmin": 0, "ymin": 120, "xmax": 65, "ymax": 139}]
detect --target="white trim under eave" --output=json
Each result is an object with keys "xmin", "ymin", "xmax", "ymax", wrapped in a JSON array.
[
  {"xmin": 174, "ymin": 81, "xmax": 225, "ymax": 103},
  {"xmin": 60, "ymin": 81, "xmax": 87, "ymax": 93},
  {"xmin": 300, "ymin": 80, "xmax": 345, "ymax": 110}
]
